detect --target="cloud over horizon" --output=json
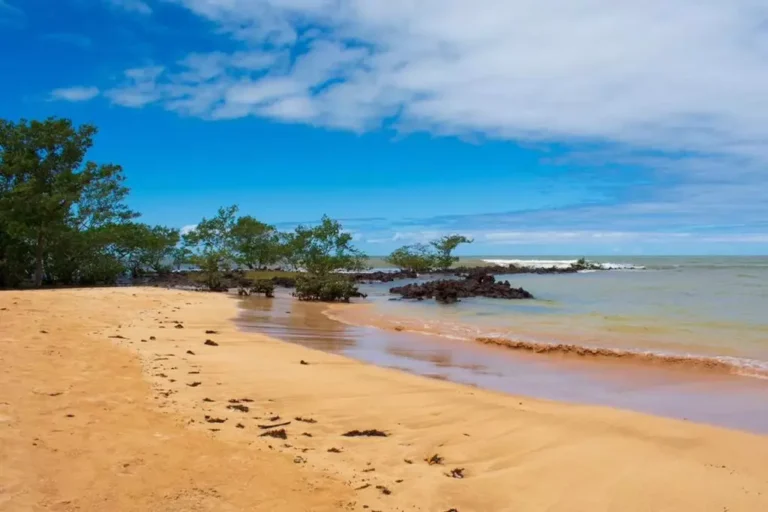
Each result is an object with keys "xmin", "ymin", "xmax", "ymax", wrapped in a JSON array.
[
  {"xmin": 87, "ymin": 1, "xmax": 768, "ymax": 159},
  {"xmin": 38, "ymin": 0, "xmax": 768, "ymax": 251}
]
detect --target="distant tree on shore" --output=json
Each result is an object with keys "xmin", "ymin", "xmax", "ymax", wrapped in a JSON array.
[
  {"xmin": 288, "ymin": 215, "xmax": 367, "ymax": 276},
  {"xmin": 182, "ymin": 205, "xmax": 238, "ymax": 290},
  {"xmin": 124, "ymin": 224, "xmax": 180, "ymax": 275},
  {"xmin": 0, "ymin": 116, "xmax": 370, "ymax": 299},
  {"xmin": 387, "ymin": 235, "xmax": 473, "ymax": 273},
  {"xmin": 385, "ymin": 244, "xmax": 436, "ymax": 273},
  {"xmin": 230, "ymin": 216, "xmax": 280, "ymax": 270},
  {"xmin": 431, "ymin": 234, "xmax": 473, "ymax": 270}
]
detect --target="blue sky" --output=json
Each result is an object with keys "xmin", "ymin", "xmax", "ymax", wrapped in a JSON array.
[{"xmin": 2, "ymin": 0, "xmax": 768, "ymax": 255}]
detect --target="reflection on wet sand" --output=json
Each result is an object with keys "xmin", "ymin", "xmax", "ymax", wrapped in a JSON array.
[
  {"xmin": 237, "ymin": 292, "xmax": 768, "ymax": 434},
  {"xmin": 239, "ymin": 293, "xmax": 357, "ymax": 353}
]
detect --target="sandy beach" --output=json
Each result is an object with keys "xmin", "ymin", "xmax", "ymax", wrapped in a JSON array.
[{"xmin": 2, "ymin": 287, "xmax": 768, "ymax": 512}]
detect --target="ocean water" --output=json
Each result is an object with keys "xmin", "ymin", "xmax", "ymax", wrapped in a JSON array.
[
  {"xmin": 236, "ymin": 256, "xmax": 768, "ymax": 431},
  {"xmin": 356, "ymin": 256, "xmax": 768, "ymax": 378}
]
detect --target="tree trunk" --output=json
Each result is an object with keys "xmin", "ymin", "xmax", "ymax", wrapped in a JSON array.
[{"xmin": 33, "ymin": 229, "xmax": 44, "ymax": 287}]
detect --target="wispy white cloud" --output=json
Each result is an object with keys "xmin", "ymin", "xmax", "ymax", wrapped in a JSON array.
[
  {"xmin": 107, "ymin": 0, "xmax": 768, "ymax": 163},
  {"xmin": 50, "ymin": 86, "xmax": 100, "ymax": 102},
  {"xmin": 94, "ymin": 0, "xmax": 768, "ymax": 249},
  {"xmin": 105, "ymin": 66, "xmax": 164, "ymax": 107}
]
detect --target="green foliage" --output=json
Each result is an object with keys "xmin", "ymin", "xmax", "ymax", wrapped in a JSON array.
[
  {"xmin": 0, "ymin": 117, "xmax": 370, "ymax": 292},
  {"xmin": 105, "ymin": 223, "xmax": 180, "ymax": 276},
  {"xmin": 230, "ymin": 216, "xmax": 280, "ymax": 270},
  {"xmin": 430, "ymin": 234, "xmax": 473, "ymax": 270},
  {"xmin": 294, "ymin": 274, "xmax": 364, "ymax": 302},
  {"xmin": 288, "ymin": 215, "xmax": 367, "ymax": 275},
  {"xmin": 385, "ymin": 243, "xmax": 437, "ymax": 273},
  {"xmin": 250, "ymin": 279, "xmax": 275, "ymax": 297},
  {"xmin": 0, "ymin": 117, "xmax": 144, "ymax": 287},
  {"xmin": 182, "ymin": 205, "xmax": 238, "ymax": 290}
]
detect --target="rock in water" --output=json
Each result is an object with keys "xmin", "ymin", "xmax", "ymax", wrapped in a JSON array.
[{"xmin": 390, "ymin": 273, "xmax": 533, "ymax": 302}]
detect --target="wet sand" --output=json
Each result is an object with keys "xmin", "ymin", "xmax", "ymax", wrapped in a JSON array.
[
  {"xmin": 3, "ymin": 287, "xmax": 768, "ymax": 512},
  {"xmin": 241, "ymin": 293, "xmax": 768, "ymax": 433}
]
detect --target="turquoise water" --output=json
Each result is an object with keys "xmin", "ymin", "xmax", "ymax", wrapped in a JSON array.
[{"xmin": 357, "ymin": 256, "xmax": 768, "ymax": 376}]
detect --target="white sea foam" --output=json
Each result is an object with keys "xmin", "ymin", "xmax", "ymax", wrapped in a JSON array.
[{"xmin": 481, "ymin": 259, "xmax": 644, "ymax": 271}]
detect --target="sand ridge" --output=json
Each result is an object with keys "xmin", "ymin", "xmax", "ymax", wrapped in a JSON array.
[{"xmin": 2, "ymin": 287, "xmax": 768, "ymax": 511}]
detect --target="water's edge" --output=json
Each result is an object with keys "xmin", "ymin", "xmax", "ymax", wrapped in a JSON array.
[{"xmin": 236, "ymin": 294, "xmax": 768, "ymax": 434}]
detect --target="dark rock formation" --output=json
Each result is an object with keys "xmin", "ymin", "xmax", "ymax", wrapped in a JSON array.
[
  {"xmin": 350, "ymin": 270, "xmax": 418, "ymax": 283},
  {"xmin": 390, "ymin": 273, "xmax": 533, "ymax": 302}
]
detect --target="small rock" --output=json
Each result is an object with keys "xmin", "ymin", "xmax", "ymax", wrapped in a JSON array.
[
  {"xmin": 300, "ymin": 360, "xmax": 309, "ymax": 365},
  {"xmin": 204, "ymin": 340, "xmax": 219, "ymax": 346},
  {"xmin": 426, "ymin": 454, "xmax": 444, "ymax": 465},
  {"xmin": 187, "ymin": 381, "xmax": 202, "ymax": 387},
  {"xmin": 342, "ymin": 429, "xmax": 388, "ymax": 437},
  {"xmin": 260, "ymin": 429, "xmax": 287, "ymax": 439},
  {"xmin": 186, "ymin": 350, "xmax": 195, "ymax": 355}
]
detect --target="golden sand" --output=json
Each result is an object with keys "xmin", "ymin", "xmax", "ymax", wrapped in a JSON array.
[{"xmin": 2, "ymin": 287, "xmax": 767, "ymax": 511}]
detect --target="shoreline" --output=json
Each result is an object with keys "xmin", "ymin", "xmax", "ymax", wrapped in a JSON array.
[
  {"xmin": 327, "ymin": 300, "xmax": 768, "ymax": 380},
  {"xmin": 4, "ymin": 287, "xmax": 768, "ymax": 511}
]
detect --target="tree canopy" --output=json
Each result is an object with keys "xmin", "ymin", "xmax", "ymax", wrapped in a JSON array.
[
  {"xmin": 2, "ymin": 116, "xmax": 466, "ymax": 299},
  {"xmin": 181, "ymin": 205, "xmax": 238, "ymax": 290},
  {"xmin": 286, "ymin": 215, "xmax": 367, "ymax": 275},
  {"xmin": 230, "ymin": 215, "xmax": 281, "ymax": 270},
  {"xmin": 0, "ymin": 117, "xmax": 165, "ymax": 287},
  {"xmin": 431, "ymin": 234, "xmax": 473, "ymax": 270},
  {"xmin": 385, "ymin": 243, "xmax": 437, "ymax": 273},
  {"xmin": 387, "ymin": 235, "xmax": 473, "ymax": 273}
]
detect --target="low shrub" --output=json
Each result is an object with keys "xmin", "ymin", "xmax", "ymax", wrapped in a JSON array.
[
  {"xmin": 294, "ymin": 275, "xmax": 366, "ymax": 302},
  {"xmin": 251, "ymin": 279, "xmax": 275, "ymax": 297}
]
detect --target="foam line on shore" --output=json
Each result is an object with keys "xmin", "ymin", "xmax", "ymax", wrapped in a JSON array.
[{"xmin": 475, "ymin": 336, "xmax": 768, "ymax": 378}]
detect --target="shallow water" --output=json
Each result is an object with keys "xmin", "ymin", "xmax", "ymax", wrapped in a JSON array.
[
  {"xmin": 359, "ymin": 256, "xmax": 768, "ymax": 376},
  {"xmin": 237, "ymin": 292, "xmax": 768, "ymax": 434}
]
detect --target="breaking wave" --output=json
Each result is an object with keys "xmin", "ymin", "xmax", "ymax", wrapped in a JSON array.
[
  {"xmin": 475, "ymin": 337, "xmax": 768, "ymax": 378},
  {"xmin": 481, "ymin": 258, "xmax": 645, "ymax": 271}
]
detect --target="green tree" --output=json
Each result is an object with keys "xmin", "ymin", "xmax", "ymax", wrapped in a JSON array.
[
  {"xmin": 430, "ymin": 234, "xmax": 473, "ymax": 270},
  {"xmin": 103, "ymin": 223, "xmax": 179, "ymax": 276},
  {"xmin": 138, "ymin": 225, "xmax": 180, "ymax": 274},
  {"xmin": 0, "ymin": 117, "xmax": 134, "ymax": 286},
  {"xmin": 386, "ymin": 244, "xmax": 436, "ymax": 273},
  {"xmin": 182, "ymin": 205, "xmax": 238, "ymax": 289},
  {"xmin": 289, "ymin": 215, "xmax": 367, "ymax": 275},
  {"xmin": 230, "ymin": 216, "xmax": 280, "ymax": 270}
]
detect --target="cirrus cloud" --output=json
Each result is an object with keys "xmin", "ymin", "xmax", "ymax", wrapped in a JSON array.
[{"xmin": 50, "ymin": 86, "xmax": 100, "ymax": 102}]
